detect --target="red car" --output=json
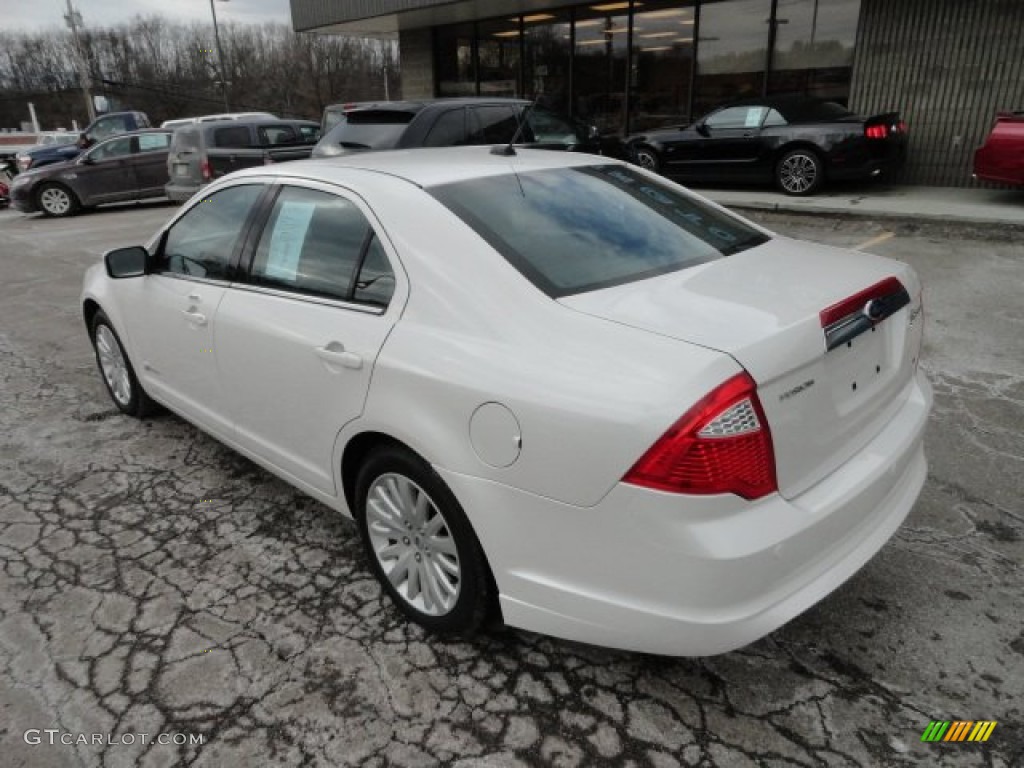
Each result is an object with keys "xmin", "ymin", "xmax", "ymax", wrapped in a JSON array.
[{"xmin": 974, "ymin": 111, "xmax": 1024, "ymax": 186}]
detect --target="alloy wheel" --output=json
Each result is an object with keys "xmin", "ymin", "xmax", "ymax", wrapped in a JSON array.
[
  {"xmin": 39, "ymin": 187, "xmax": 72, "ymax": 216},
  {"xmin": 365, "ymin": 473, "xmax": 461, "ymax": 616},
  {"xmin": 635, "ymin": 148, "xmax": 659, "ymax": 172},
  {"xmin": 95, "ymin": 325, "xmax": 132, "ymax": 407},
  {"xmin": 779, "ymin": 153, "xmax": 819, "ymax": 194}
]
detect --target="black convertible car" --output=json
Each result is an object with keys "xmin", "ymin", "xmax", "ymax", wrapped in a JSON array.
[{"xmin": 625, "ymin": 96, "xmax": 907, "ymax": 196}]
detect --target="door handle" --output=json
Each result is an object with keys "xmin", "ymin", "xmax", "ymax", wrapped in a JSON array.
[
  {"xmin": 181, "ymin": 309, "xmax": 208, "ymax": 327},
  {"xmin": 315, "ymin": 343, "xmax": 363, "ymax": 370}
]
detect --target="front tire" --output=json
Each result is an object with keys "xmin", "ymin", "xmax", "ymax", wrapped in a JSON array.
[
  {"xmin": 633, "ymin": 145, "xmax": 662, "ymax": 174},
  {"xmin": 90, "ymin": 311, "xmax": 155, "ymax": 418},
  {"xmin": 776, "ymin": 149, "xmax": 824, "ymax": 196},
  {"xmin": 36, "ymin": 183, "xmax": 80, "ymax": 217},
  {"xmin": 355, "ymin": 445, "xmax": 492, "ymax": 635}
]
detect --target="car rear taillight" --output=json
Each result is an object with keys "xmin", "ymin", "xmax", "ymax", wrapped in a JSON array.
[
  {"xmin": 865, "ymin": 124, "xmax": 889, "ymax": 139},
  {"xmin": 200, "ymin": 158, "xmax": 212, "ymax": 181},
  {"xmin": 623, "ymin": 373, "xmax": 777, "ymax": 500}
]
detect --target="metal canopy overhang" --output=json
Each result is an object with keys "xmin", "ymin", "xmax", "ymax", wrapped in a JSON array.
[{"xmin": 292, "ymin": 0, "xmax": 584, "ymax": 36}]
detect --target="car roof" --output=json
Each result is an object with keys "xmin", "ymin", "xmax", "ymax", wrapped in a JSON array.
[
  {"xmin": 228, "ymin": 145, "xmax": 615, "ymax": 189},
  {"xmin": 326, "ymin": 97, "xmax": 532, "ymax": 115}
]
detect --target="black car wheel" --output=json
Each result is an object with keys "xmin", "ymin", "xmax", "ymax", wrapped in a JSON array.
[
  {"xmin": 36, "ymin": 183, "xmax": 80, "ymax": 217},
  {"xmin": 90, "ymin": 311, "xmax": 156, "ymax": 418},
  {"xmin": 355, "ymin": 444, "xmax": 493, "ymax": 636},
  {"xmin": 776, "ymin": 149, "xmax": 824, "ymax": 196},
  {"xmin": 633, "ymin": 146, "xmax": 661, "ymax": 174}
]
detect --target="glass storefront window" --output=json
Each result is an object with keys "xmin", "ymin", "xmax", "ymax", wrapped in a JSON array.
[
  {"xmin": 768, "ymin": 0, "xmax": 862, "ymax": 104},
  {"xmin": 573, "ymin": 6, "xmax": 630, "ymax": 135},
  {"xmin": 694, "ymin": 0, "xmax": 772, "ymax": 116},
  {"xmin": 630, "ymin": 1, "xmax": 696, "ymax": 131},
  {"xmin": 436, "ymin": 23, "xmax": 476, "ymax": 97},
  {"xmin": 479, "ymin": 17, "xmax": 522, "ymax": 97},
  {"xmin": 523, "ymin": 11, "xmax": 572, "ymax": 115}
]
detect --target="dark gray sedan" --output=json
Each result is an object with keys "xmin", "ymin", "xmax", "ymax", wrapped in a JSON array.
[{"xmin": 10, "ymin": 129, "xmax": 172, "ymax": 217}]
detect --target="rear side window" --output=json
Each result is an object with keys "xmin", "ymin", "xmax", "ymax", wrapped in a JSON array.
[
  {"xmin": 138, "ymin": 133, "xmax": 171, "ymax": 152},
  {"xmin": 430, "ymin": 166, "xmax": 768, "ymax": 297},
  {"xmin": 213, "ymin": 125, "xmax": 254, "ymax": 148},
  {"xmin": 170, "ymin": 128, "xmax": 200, "ymax": 153},
  {"xmin": 249, "ymin": 186, "xmax": 395, "ymax": 306},
  {"xmin": 424, "ymin": 109, "xmax": 467, "ymax": 147},
  {"xmin": 468, "ymin": 106, "xmax": 519, "ymax": 144},
  {"xmin": 157, "ymin": 185, "xmax": 263, "ymax": 280}
]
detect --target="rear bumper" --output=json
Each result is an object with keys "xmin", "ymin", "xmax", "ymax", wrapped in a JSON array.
[
  {"xmin": 439, "ymin": 369, "xmax": 931, "ymax": 656},
  {"xmin": 165, "ymin": 180, "xmax": 204, "ymax": 203}
]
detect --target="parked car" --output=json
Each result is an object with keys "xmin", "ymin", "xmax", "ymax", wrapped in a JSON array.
[
  {"xmin": 312, "ymin": 98, "xmax": 605, "ymax": 159},
  {"xmin": 82, "ymin": 147, "xmax": 930, "ymax": 656},
  {"xmin": 17, "ymin": 111, "xmax": 151, "ymax": 173},
  {"xmin": 973, "ymin": 111, "xmax": 1024, "ymax": 186},
  {"xmin": 164, "ymin": 119, "xmax": 320, "ymax": 202},
  {"xmin": 10, "ymin": 129, "xmax": 172, "ymax": 217},
  {"xmin": 625, "ymin": 96, "xmax": 908, "ymax": 196},
  {"xmin": 160, "ymin": 112, "xmax": 277, "ymax": 129}
]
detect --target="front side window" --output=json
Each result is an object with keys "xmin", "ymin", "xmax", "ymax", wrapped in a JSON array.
[
  {"xmin": 705, "ymin": 106, "xmax": 767, "ymax": 129},
  {"xmin": 430, "ymin": 166, "xmax": 768, "ymax": 297},
  {"xmin": 157, "ymin": 185, "xmax": 263, "ymax": 280},
  {"xmin": 527, "ymin": 109, "xmax": 577, "ymax": 143},
  {"xmin": 249, "ymin": 186, "xmax": 395, "ymax": 307},
  {"xmin": 90, "ymin": 115, "xmax": 131, "ymax": 141},
  {"xmin": 87, "ymin": 137, "xmax": 133, "ymax": 162}
]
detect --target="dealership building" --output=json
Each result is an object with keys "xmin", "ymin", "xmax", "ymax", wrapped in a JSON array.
[{"xmin": 291, "ymin": 0, "xmax": 1024, "ymax": 187}]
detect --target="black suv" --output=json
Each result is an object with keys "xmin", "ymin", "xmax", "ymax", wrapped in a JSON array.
[{"xmin": 313, "ymin": 98, "xmax": 605, "ymax": 158}]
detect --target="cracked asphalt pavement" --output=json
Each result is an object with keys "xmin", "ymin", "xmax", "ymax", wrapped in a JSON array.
[{"xmin": 0, "ymin": 200, "xmax": 1021, "ymax": 767}]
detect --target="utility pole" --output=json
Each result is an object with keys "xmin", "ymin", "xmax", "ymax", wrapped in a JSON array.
[
  {"xmin": 210, "ymin": 0, "xmax": 231, "ymax": 112},
  {"xmin": 64, "ymin": 0, "xmax": 96, "ymax": 123}
]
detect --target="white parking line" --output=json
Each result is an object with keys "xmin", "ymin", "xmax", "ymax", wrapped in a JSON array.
[{"xmin": 854, "ymin": 231, "xmax": 895, "ymax": 251}]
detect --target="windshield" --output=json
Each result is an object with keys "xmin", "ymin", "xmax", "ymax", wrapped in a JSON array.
[{"xmin": 429, "ymin": 165, "xmax": 768, "ymax": 297}]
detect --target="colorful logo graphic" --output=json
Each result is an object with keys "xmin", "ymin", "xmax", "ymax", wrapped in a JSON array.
[{"xmin": 921, "ymin": 721, "xmax": 997, "ymax": 743}]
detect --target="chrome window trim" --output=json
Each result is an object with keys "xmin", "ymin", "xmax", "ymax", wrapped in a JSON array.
[{"xmin": 227, "ymin": 281, "xmax": 386, "ymax": 315}]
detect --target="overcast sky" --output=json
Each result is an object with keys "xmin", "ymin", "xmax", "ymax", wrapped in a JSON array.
[{"xmin": 5, "ymin": 0, "xmax": 293, "ymax": 33}]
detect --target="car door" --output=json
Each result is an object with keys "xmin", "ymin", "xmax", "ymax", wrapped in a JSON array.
[
  {"xmin": 132, "ymin": 132, "xmax": 172, "ymax": 198},
  {"xmin": 214, "ymin": 182, "xmax": 405, "ymax": 495},
  {"xmin": 127, "ymin": 182, "xmax": 266, "ymax": 438},
  {"xmin": 72, "ymin": 136, "xmax": 138, "ymax": 204},
  {"xmin": 687, "ymin": 105, "xmax": 771, "ymax": 179}
]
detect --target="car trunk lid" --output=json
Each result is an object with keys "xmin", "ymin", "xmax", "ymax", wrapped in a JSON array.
[{"xmin": 559, "ymin": 237, "xmax": 924, "ymax": 499}]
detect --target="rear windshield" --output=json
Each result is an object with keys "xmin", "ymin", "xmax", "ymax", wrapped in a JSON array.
[
  {"xmin": 320, "ymin": 110, "xmax": 415, "ymax": 150},
  {"xmin": 429, "ymin": 165, "xmax": 768, "ymax": 297},
  {"xmin": 170, "ymin": 128, "xmax": 200, "ymax": 152}
]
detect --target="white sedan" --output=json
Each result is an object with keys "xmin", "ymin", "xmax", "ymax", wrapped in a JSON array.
[{"xmin": 81, "ymin": 147, "xmax": 931, "ymax": 656}]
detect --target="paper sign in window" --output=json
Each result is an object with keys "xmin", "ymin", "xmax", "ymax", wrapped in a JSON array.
[{"xmin": 264, "ymin": 201, "xmax": 316, "ymax": 281}]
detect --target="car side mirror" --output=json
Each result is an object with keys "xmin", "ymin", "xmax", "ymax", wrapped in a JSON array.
[
  {"xmin": 78, "ymin": 154, "xmax": 94, "ymax": 165},
  {"xmin": 104, "ymin": 246, "xmax": 149, "ymax": 278},
  {"xmin": 77, "ymin": 134, "xmax": 90, "ymax": 149},
  {"xmin": 695, "ymin": 122, "xmax": 710, "ymax": 137}
]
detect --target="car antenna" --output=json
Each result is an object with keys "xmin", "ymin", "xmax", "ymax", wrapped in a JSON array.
[{"xmin": 491, "ymin": 99, "xmax": 537, "ymax": 156}]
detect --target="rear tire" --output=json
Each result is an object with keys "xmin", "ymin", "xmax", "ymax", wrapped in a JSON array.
[
  {"xmin": 776, "ymin": 149, "xmax": 824, "ymax": 196},
  {"xmin": 354, "ymin": 445, "xmax": 492, "ymax": 636},
  {"xmin": 90, "ymin": 311, "xmax": 156, "ymax": 418},
  {"xmin": 36, "ymin": 183, "xmax": 80, "ymax": 217}
]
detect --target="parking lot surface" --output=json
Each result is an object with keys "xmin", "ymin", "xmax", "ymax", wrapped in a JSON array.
[{"xmin": 1, "ymin": 202, "xmax": 1021, "ymax": 767}]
